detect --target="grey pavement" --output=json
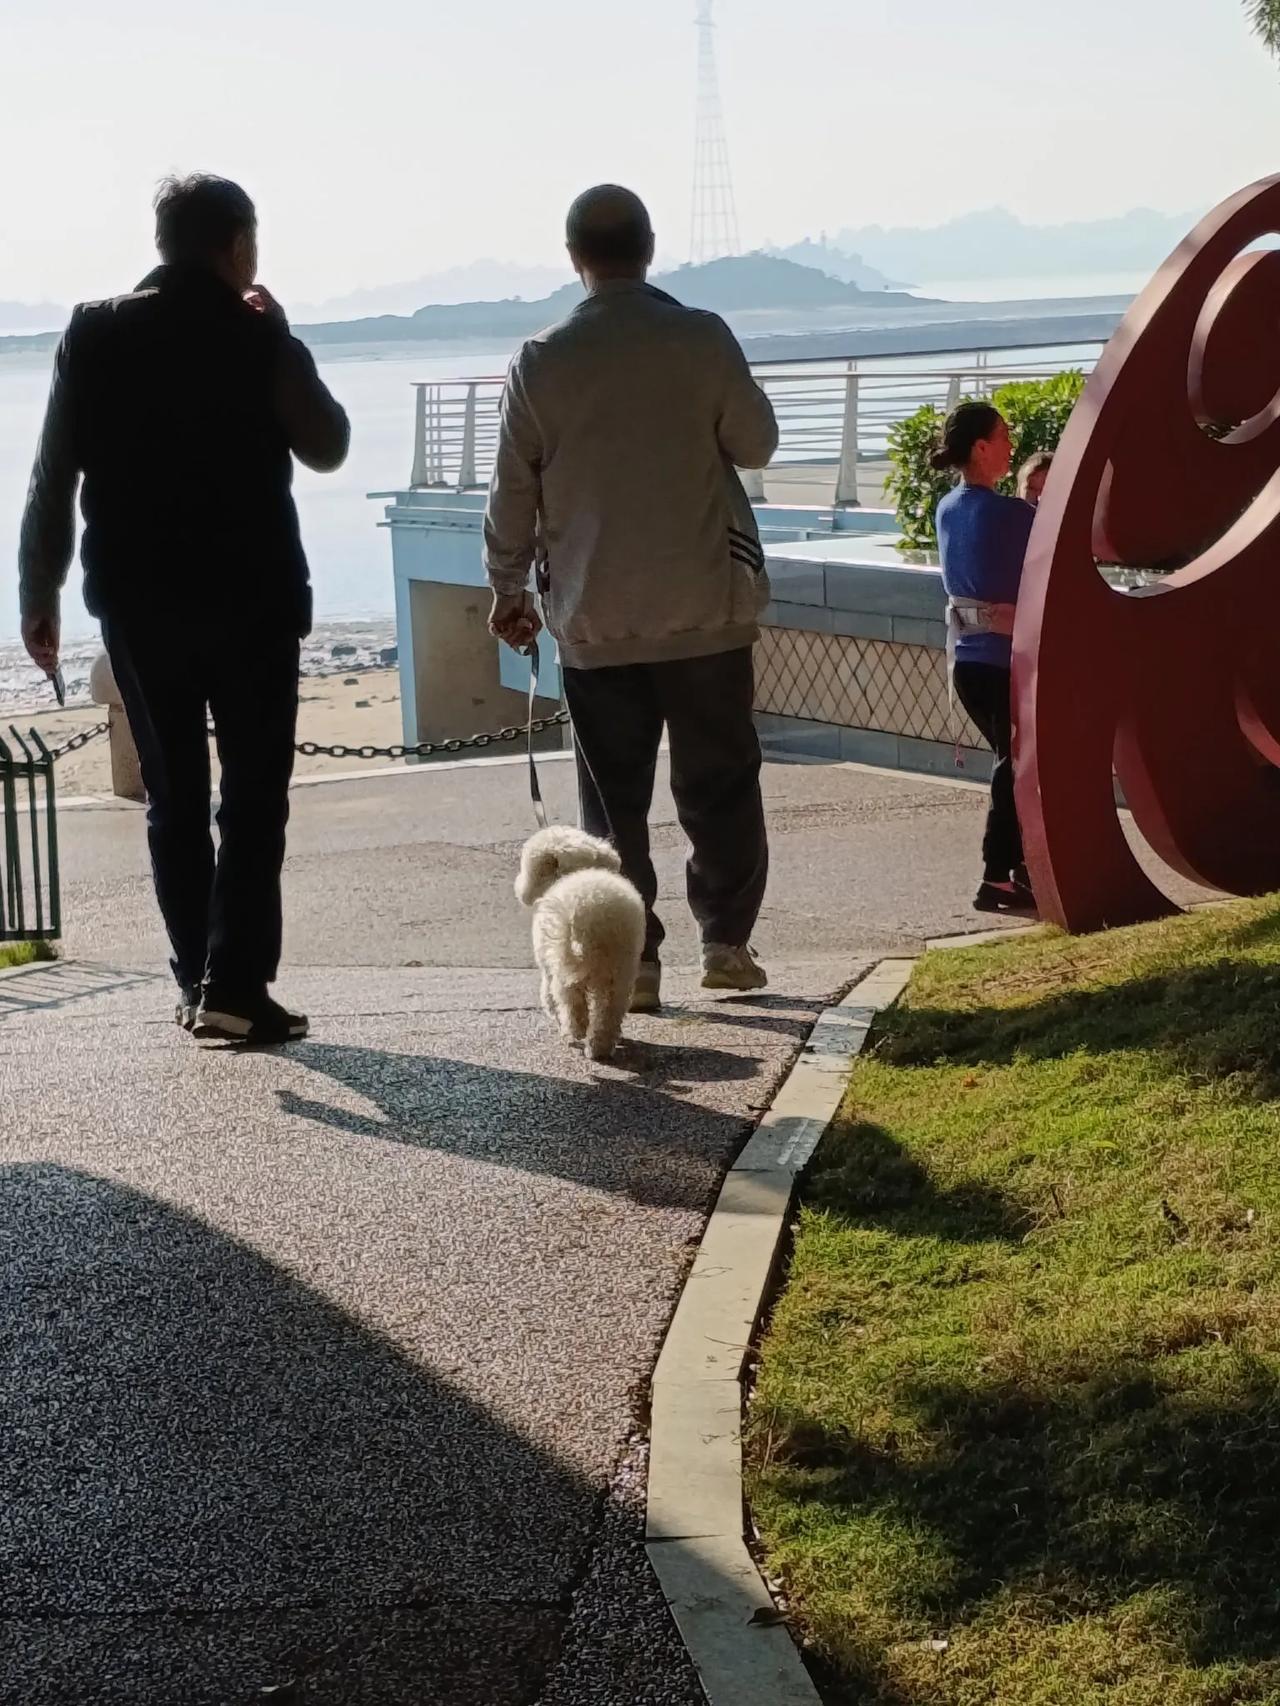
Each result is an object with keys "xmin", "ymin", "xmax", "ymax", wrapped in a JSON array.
[
  {"xmin": 0, "ymin": 754, "xmax": 1212, "ymax": 1704},
  {"xmin": 54, "ymin": 752, "xmax": 1005, "ymax": 973}
]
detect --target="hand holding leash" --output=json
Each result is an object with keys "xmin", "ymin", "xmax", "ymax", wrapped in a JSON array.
[{"xmin": 489, "ymin": 591, "xmax": 542, "ymax": 651}]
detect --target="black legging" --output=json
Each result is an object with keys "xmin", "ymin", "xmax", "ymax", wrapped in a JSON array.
[{"xmin": 953, "ymin": 661, "xmax": 1023, "ymax": 880}]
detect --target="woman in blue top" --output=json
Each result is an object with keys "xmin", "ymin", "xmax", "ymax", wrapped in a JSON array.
[{"xmin": 934, "ymin": 401, "xmax": 1036, "ymax": 915}]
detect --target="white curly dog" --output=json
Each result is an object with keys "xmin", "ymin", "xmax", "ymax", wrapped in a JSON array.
[{"xmin": 515, "ymin": 825, "xmax": 646, "ymax": 1061}]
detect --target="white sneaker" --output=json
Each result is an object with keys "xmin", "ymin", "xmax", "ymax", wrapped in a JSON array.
[
  {"xmin": 630, "ymin": 960, "xmax": 662, "ymax": 1014},
  {"xmin": 701, "ymin": 943, "xmax": 768, "ymax": 992}
]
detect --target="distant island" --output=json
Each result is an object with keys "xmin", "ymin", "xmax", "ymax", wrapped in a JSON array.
[
  {"xmin": 298, "ymin": 254, "xmax": 929, "ymax": 347},
  {"xmin": 0, "ymin": 253, "xmax": 926, "ymax": 358}
]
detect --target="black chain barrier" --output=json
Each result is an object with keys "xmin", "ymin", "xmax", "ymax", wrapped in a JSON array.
[
  {"xmin": 47, "ymin": 722, "xmax": 110, "ymax": 762},
  {"xmin": 294, "ymin": 708, "xmax": 570, "ymax": 763},
  {"xmin": 42, "ymin": 709, "xmax": 572, "ymax": 766}
]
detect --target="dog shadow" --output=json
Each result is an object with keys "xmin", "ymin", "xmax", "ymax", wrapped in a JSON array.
[{"xmin": 606, "ymin": 1035, "xmax": 761, "ymax": 1085}]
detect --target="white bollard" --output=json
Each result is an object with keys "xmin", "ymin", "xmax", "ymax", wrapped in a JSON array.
[{"xmin": 89, "ymin": 651, "xmax": 145, "ymax": 803}]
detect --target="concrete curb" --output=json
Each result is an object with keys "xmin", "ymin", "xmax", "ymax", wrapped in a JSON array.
[{"xmin": 645, "ymin": 957, "xmax": 915, "ymax": 1705}]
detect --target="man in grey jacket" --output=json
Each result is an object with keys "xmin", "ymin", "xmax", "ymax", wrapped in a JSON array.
[{"xmin": 483, "ymin": 184, "xmax": 779, "ymax": 1011}]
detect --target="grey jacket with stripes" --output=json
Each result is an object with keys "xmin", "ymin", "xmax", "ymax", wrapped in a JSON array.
[{"xmin": 482, "ymin": 279, "xmax": 778, "ymax": 670}]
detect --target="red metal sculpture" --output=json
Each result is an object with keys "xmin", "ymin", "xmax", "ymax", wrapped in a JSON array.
[{"xmin": 1014, "ymin": 175, "xmax": 1280, "ymax": 932}]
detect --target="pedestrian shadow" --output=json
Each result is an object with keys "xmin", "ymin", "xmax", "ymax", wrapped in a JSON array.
[
  {"xmin": 1, "ymin": 1162, "xmax": 702, "ymax": 1706},
  {"xmin": 663, "ymin": 996, "xmax": 820, "ymax": 1043},
  {"xmin": 808, "ymin": 1118, "xmax": 1027, "ymax": 1245},
  {"xmin": 878, "ymin": 958, "xmax": 1280, "ymax": 1101},
  {"xmin": 0, "ymin": 959, "xmax": 158, "ymax": 1022},
  {"xmin": 763, "ymin": 1358, "xmax": 1280, "ymax": 1703},
  {"xmin": 276, "ymin": 1041, "xmax": 762, "ymax": 1211}
]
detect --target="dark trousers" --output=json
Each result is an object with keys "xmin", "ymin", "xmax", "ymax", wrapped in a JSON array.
[
  {"xmin": 102, "ymin": 616, "xmax": 300, "ymax": 995},
  {"xmin": 953, "ymin": 660, "xmax": 1023, "ymax": 879},
  {"xmin": 562, "ymin": 646, "xmax": 768, "ymax": 961}
]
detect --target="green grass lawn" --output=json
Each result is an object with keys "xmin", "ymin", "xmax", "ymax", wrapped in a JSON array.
[
  {"xmin": 0, "ymin": 941, "xmax": 54, "ymax": 971},
  {"xmin": 749, "ymin": 897, "xmax": 1280, "ymax": 1706}
]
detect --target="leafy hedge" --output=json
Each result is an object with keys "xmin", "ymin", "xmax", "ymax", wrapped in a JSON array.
[{"xmin": 884, "ymin": 370, "xmax": 1087, "ymax": 550}]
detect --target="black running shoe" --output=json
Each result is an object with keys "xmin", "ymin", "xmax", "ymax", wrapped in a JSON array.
[
  {"xmin": 974, "ymin": 879, "xmax": 1038, "ymax": 916},
  {"xmin": 193, "ymin": 992, "xmax": 309, "ymax": 1045},
  {"xmin": 175, "ymin": 985, "xmax": 202, "ymax": 1033}
]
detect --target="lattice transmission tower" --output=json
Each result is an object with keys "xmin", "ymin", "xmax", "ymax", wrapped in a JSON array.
[{"xmin": 690, "ymin": 0, "xmax": 741, "ymax": 265}]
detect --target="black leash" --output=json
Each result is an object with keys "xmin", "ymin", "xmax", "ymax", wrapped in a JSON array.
[{"xmin": 525, "ymin": 636, "xmax": 550, "ymax": 829}]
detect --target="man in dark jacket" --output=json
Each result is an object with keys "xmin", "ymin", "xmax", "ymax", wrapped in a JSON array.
[{"xmin": 19, "ymin": 174, "xmax": 349, "ymax": 1044}]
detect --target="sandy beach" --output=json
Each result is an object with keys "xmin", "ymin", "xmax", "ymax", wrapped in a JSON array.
[{"xmin": 5, "ymin": 667, "xmax": 412, "ymax": 799}]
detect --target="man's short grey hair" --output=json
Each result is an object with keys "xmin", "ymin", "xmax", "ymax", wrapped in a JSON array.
[
  {"xmin": 566, "ymin": 185, "xmax": 654, "ymax": 269},
  {"xmin": 154, "ymin": 174, "xmax": 256, "ymax": 267}
]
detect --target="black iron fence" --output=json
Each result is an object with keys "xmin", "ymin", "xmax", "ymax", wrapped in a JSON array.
[{"xmin": 0, "ymin": 728, "xmax": 60, "ymax": 943}]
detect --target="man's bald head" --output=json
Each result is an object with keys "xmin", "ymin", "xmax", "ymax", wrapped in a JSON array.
[{"xmin": 566, "ymin": 185, "xmax": 655, "ymax": 282}]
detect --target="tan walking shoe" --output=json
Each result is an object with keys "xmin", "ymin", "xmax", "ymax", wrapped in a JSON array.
[
  {"xmin": 701, "ymin": 943, "xmax": 768, "ymax": 992},
  {"xmin": 630, "ymin": 960, "xmax": 662, "ymax": 1014}
]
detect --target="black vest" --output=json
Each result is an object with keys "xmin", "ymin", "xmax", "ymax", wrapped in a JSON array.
[{"xmin": 70, "ymin": 265, "xmax": 311, "ymax": 632}]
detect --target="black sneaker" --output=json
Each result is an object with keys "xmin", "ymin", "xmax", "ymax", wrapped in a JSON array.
[
  {"xmin": 974, "ymin": 879, "xmax": 1037, "ymax": 916},
  {"xmin": 175, "ymin": 985, "xmax": 202, "ymax": 1033},
  {"xmin": 193, "ymin": 992, "xmax": 309, "ymax": 1045}
]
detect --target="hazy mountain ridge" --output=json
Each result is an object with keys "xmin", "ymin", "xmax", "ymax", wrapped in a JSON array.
[
  {"xmin": 293, "ymin": 259, "xmax": 574, "ymax": 320},
  {"xmin": 832, "ymin": 206, "xmax": 1203, "ymax": 281},
  {"xmin": 0, "ymin": 204, "xmax": 1194, "ymax": 356},
  {"xmin": 0, "ymin": 301, "xmax": 69, "ymax": 335},
  {"xmin": 761, "ymin": 238, "xmax": 907, "ymax": 290}
]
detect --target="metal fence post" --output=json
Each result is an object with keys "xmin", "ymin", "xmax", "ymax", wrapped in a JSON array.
[
  {"xmin": 834, "ymin": 365, "xmax": 861, "ymax": 507},
  {"xmin": 30, "ymin": 729, "xmax": 59, "ymax": 940},
  {"xmin": 0, "ymin": 735, "xmax": 19, "ymax": 937},
  {"xmin": 459, "ymin": 384, "xmax": 478, "ymax": 489}
]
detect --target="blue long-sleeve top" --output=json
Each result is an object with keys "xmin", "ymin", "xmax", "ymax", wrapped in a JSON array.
[{"xmin": 936, "ymin": 483, "xmax": 1035, "ymax": 667}]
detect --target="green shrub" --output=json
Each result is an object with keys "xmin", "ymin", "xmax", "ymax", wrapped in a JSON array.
[
  {"xmin": 994, "ymin": 368, "xmax": 1087, "ymax": 467},
  {"xmin": 883, "ymin": 370, "xmax": 1087, "ymax": 549},
  {"xmin": 883, "ymin": 403, "xmax": 962, "ymax": 551}
]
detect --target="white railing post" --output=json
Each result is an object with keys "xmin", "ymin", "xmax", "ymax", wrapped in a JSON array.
[
  {"xmin": 458, "ymin": 384, "xmax": 478, "ymax": 489},
  {"xmin": 739, "ymin": 466, "xmax": 766, "ymax": 501},
  {"xmin": 411, "ymin": 384, "xmax": 429, "ymax": 487},
  {"xmin": 834, "ymin": 364, "xmax": 861, "ymax": 507},
  {"xmin": 945, "ymin": 373, "xmax": 961, "ymax": 413},
  {"xmin": 428, "ymin": 388, "xmax": 444, "ymax": 486}
]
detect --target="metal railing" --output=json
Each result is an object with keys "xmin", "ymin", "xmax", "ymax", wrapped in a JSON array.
[
  {"xmin": 408, "ymin": 340, "xmax": 1105, "ymax": 506},
  {"xmin": 0, "ymin": 728, "xmax": 59, "ymax": 943}
]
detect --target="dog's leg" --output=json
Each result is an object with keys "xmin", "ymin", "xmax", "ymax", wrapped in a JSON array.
[
  {"xmin": 540, "ymin": 972, "xmax": 556, "ymax": 1024},
  {"xmin": 562, "ymin": 982, "xmax": 589, "ymax": 1044},
  {"xmin": 585, "ymin": 973, "xmax": 630, "ymax": 1063}
]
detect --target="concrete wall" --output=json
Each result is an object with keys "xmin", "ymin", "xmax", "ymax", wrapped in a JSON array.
[
  {"xmin": 379, "ymin": 490, "xmax": 989, "ymax": 781},
  {"xmin": 383, "ymin": 490, "xmax": 563, "ymax": 753},
  {"xmin": 754, "ymin": 539, "xmax": 991, "ymax": 781}
]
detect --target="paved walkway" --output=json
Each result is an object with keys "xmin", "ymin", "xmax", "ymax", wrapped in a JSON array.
[{"xmin": 0, "ymin": 755, "xmax": 1207, "ymax": 1704}]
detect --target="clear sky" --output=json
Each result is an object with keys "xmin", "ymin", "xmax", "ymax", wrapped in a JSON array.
[{"xmin": 2, "ymin": 0, "xmax": 1277, "ymax": 305}]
